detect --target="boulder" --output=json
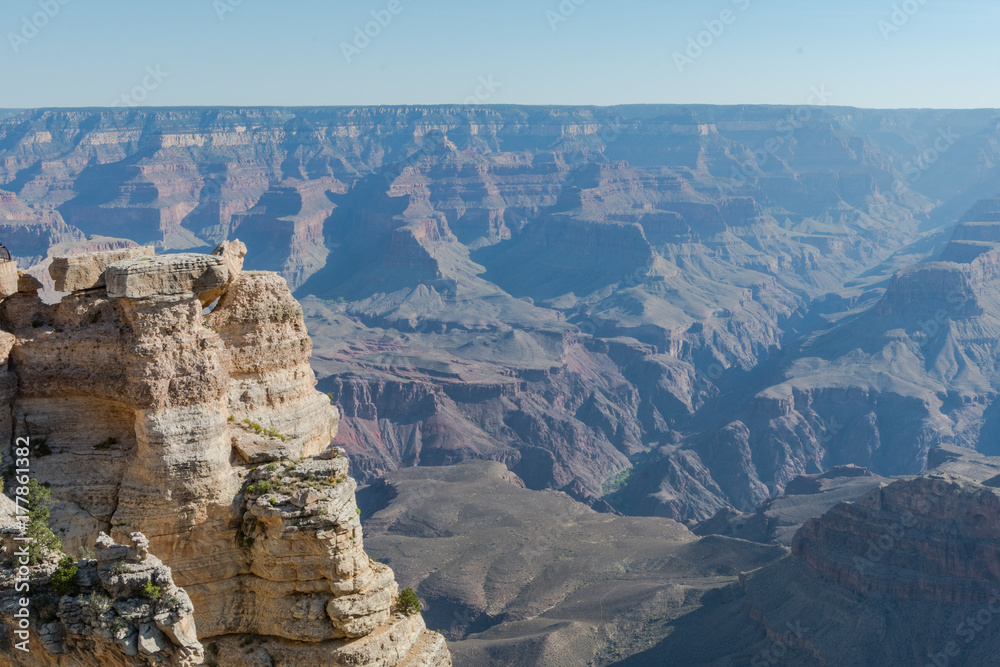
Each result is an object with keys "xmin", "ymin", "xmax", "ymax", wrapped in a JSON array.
[
  {"xmin": 105, "ymin": 253, "xmax": 228, "ymax": 300},
  {"xmin": 16, "ymin": 271, "xmax": 41, "ymax": 295},
  {"xmin": 200, "ymin": 239, "xmax": 247, "ymax": 306},
  {"xmin": 0, "ymin": 260, "xmax": 17, "ymax": 298},
  {"xmin": 49, "ymin": 245, "xmax": 154, "ymax": 292}
]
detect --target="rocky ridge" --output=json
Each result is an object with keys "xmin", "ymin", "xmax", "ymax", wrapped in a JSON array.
[{"xmin": 0, "ymin": 244, "xmax": 450, "ymax": 666}]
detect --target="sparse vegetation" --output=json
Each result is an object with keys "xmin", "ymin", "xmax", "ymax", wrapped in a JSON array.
[
  {"xmin": 25, "ymin": 479, "xmax": 61, "ymax": 563},
  {"xmin": 246, "ymin": 480, "xmax": 273, "ymax": 495},
  {"xmin": 50, "ymin": 556, "xmax": 79, "ymax": 596},
  {"xmin": 111, "ymin": 561, "xmax": 129, "ymax": 575},
  {"xmin": 397, "ymin": 587, "xmax": 421, "ymax": 616},
  {"xmin": 110, "ymin": 617, "xmax": 129, "ymax": 635},
  {"xmin": 141, "ymin": 579, "xmax": 162, "ymax": 600},
  {"xmin": 84, "ymin": 593, "xmax": 112, "ymax": 614},
  {"xmin": 601, "ymin": 466, "xmax": 635, "ymax": 496},
  {"xmin": 78, "ymin": 546, "xmax": 96, "ymax": 560},
  {"xmin": 239, "ymin": 418, "xmax": 290, "ymax": 442}
]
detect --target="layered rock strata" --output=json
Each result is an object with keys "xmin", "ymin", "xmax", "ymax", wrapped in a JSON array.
[
  {"xmin": 792, "ymin": 474, "xmax": 1000, "ymax": 604},
  {"xmin": 0, "ymin": 244, "xmax": 449, "ymax": 666}
]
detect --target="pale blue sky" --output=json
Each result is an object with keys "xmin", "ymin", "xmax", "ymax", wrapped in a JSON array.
[{"xmin": 0, "ymin": 0, "xmax": 996, "ymax": 108}]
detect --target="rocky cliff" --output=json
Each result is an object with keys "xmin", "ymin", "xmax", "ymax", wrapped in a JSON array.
[
  {"xmin": 725, "ymin": 474, "xmax": 1000, "ymax": 666},
  {"xmin": 792, "ymin": 474, "xmax": 1000, "ymax": 604},
  {"xmin": 0, "ymin": 244, "xmax": 450, "ymax": 666},
  {"xmin": 0, "ymin": 531, "xmax": 203, "ymax": 666}
]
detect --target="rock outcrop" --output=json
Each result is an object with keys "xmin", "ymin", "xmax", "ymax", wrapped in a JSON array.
[
  {"xmin": 0, "ymin": 244, "xmax": 450, "ymax": 666},
  {"xmin": 792, "ymin": 474, "xmax": 1000, "ymax": 604},
  {"xmin": 0, "ymin": 532, "xmax": 202, "ymax": 666},
  {"xmin": 49, "ymin": 246, "xmax": 155, "ymax": 293},
  {"xmin": 721, "ymin": 474, "xmax": 1000, "ymax": 666}
]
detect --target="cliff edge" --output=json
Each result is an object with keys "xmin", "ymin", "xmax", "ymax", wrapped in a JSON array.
[{"xmin": 0, "ymin": 243, "xmax": 450, "ymax": 666}]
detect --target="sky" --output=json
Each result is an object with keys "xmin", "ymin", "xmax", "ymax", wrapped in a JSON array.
[{"xmin": 0, "ymin": 0, "xmax": 996, "ymax": 109}]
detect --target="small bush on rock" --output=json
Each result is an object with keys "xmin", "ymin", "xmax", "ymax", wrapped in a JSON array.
[
  {"xmin": 397, "ymin": 587, "xmax": 421, "ymax": 616},
  {"xmin": 50, "ymin": 556, "xmax": 79, "ymax": 596},
  {"xmin": 141, "ymin": 579, "xmax": 162, "ymax": 600}
]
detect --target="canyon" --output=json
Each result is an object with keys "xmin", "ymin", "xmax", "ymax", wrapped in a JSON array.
[
  {"xmin": 3, "ymin": 105, "xmax": 1000, "ymax": 663},
  {"xmin": 5, "ymin": 106, "xmax": 1000, "ymax": 517}
]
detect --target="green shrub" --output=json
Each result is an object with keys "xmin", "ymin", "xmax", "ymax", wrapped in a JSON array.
[
  {"xmin": 397, "ymin": 587, "xmax": 421, "ymax": 616},
  {"xmin": 141, "ymin": 580, "xmax": 162, "ymax": 600},
  {"xmin": 246, "ymin": 480, "xmax": 273, "ymax": 495},
  {"xmin": 25, "ymin": 480, "xmax": 61, "ymax": 563},
  {"xmin": 84, "ymin": 593, "xmax": 112, "ymax": 614},
  {"xmin": 50, "ymin": 556, "xmax": 79, "ymax": 596}
]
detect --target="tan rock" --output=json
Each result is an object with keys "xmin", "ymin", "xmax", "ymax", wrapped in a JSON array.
[
  {"xmin": 0, "ymin": 532, "xmax": 205, "ymax": 666},
  {"xmin": 199, "ymin": 239, "xmax": 247, "ymax": 306},
  {"xmin": 49, "ymin": 245, "xmax": 154, "ymax": 292},
  {"xmin": 0, "ymin": 259, "xmax": 18, "ymax": 298},
  {"xmin": 0, "ymin": 245, "xmax": 449, "ymax": 666},
  {"xmin": 105, "ymin": 253, "xmax": 228, "ymax": 300},
  {"xmin": 18, "ymin": 271, "xmax": 42, "ymax": 295}
]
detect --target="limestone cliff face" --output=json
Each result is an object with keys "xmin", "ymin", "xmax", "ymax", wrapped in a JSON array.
[{"xmin": 0, "ymin": 245, "xmax": 450, "ymax": 666}]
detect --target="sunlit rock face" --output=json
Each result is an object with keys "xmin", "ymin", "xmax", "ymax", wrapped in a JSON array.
[{"xmin": 0, "ymin": 244, "xmax": 450, "ymax": 666}]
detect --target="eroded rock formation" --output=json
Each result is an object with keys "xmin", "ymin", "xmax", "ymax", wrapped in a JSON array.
[
  {"xmin": 0, "ymin": 244, "xmax": 450, "ymax": 666},
  {"xmin": 0, "ymin": 531, "xmax": 202, "ymax": 667},
  {"xmin": 792, "ymin": 474, "xmax": 1000, "ymax": 604}
]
